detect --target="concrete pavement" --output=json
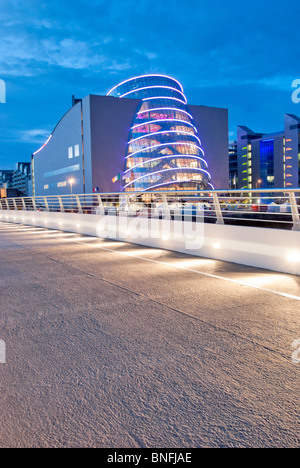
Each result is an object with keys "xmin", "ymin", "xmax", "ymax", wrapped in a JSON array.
[{"xmin": 0, "ymin": 222, "xmax": 299, "ymax": 448}]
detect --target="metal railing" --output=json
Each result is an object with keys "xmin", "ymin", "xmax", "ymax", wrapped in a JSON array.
[{"xmin": 0, "ymin": 188, "xmax": 300, "ymax": 231}]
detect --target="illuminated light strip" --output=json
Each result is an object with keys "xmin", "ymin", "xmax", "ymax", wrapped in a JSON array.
[
  {"xmin": 141, "ymin": 96, "xmax": 186, "ymax": 105},
  {"xmin": 124, "ymin": 167, "xmax": 212, "ymax": 189},
  {"xmin": 32, "ymin": 135, "xmax": 52, "ymax": 155},
  {"xmin": 128, "ymin": 130, "xmax": 201, "ymax": 146},
  {"xmin": 131, "ymin": 118, "xmax": 197, "ymax": 132},
  {"xmin": 137, "ymin": 107, "xmax": 194, "ymax": 120},
  {"xmin": 124, "ymin": 154, "xmax": 208, "ymax": 175},
  {"xmin": 126, "ymin": 142, "xmax": 205, "ymax": 159},
  {"xmin": 119, "ymin": 86, "xmax": 187, "ymax": 103},
  {"xmin": 2, "ymin": 224, "xmax": 300, "ymax": 302},
  {"xmin": 106, "ymin": 74, "xmax": 184, "ymax": 95},
  {"xmin": 74, "ymin": 240, "xmax": 300, "ymax": 302},
  {"xmin": 139, "ymin": 178, "xmax": 210, "ymax": 192}
]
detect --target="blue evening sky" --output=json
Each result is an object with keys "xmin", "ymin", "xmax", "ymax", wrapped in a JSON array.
[{"xmin": 0, "ymin": 0, "xmax": 299, "ymax": 169}]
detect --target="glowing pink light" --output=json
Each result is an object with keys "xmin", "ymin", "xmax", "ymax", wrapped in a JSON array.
[
  {"xmin": 32, "ymin": 135, "xmax": 52, "ymax": 155},
  {"xmin": 137, "ymin": 107, "xmax": 194, "ymax": 120}
]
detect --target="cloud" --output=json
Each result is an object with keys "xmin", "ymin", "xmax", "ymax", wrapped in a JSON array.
[{"xmin": 17, "ymin": 128, "xmax": 52, "ymax": 144}]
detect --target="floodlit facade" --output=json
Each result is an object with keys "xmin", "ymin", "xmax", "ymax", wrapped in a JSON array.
[
  {"xmin": 32, "ymin": 75, "xmax": 228, "ymax": 196},
  {"xmin": 107, "ymin": 75, "xmax": 213, "ymax": 191}
]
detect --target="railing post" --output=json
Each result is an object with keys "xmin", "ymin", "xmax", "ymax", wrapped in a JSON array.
[
  {"xmin": 32, "ymin": 197, "xmax": 37, "ymax": 211},
  {"xmin": 43, "ymin": 197, "xmax": 49, "ymax": 212},
  {"xmin": 5, "ymin": 199, "xmax": 9, "ymax": 210},
  {"xmin": 75, "ymin": 195, "xmax": 83, "ymax": 213},
  {"xmin": 12, "ymin": 199, "xmax": 17, "ymax": 210},
  {"xmin": 212, "ymin": 192, "xmax": 224, "ymax": 225},
  {"xmin": 162, "ymin": 194, "xmax": 171, "ymax": 220},
  {"xmin": 58, "ymin": 196, "xmax": 65, "ymax": 213},
  {"xmin": 22, "ymin": 198, "xmax": 26, "ymax": 210},
  {"xmin": 97, "ymin": 194, "xmax": 105, "ymax": 214},
  {"xmin": 289, "ymin": 192, "xmax": 300, "ymax": 231}
]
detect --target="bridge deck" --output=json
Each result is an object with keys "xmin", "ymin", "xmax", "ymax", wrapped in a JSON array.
[{"xmin": 0, "ymin": 222, "xmax": 299, "ymax": 448}]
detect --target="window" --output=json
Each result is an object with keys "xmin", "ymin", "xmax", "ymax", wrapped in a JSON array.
[
  {"xmin": 44, "ymin": 164, "xmax": 80, "ymax": 178},
  {"xmin": 68, "ymin": 147, "xmax": 73, "ymax": 159},
  {"xmin": 74, "ymin": 144, "xmax": 80, "ymax": 157},
  {"xmin": 260, "ymin": 139, "xmax": 274, "ymax": 188}
]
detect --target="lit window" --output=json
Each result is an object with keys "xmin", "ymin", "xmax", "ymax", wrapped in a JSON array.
[
  {"xmin": 68, "ymin": 147, "xmax": 73, "ymax": 159},
  {"xmin": 57, "ymin": 181, "xmax": 67, "ymax": 187},
  {"xmin": 74, "ymin": 145, "xmax": 80, "ymax": 157},
  {"xmin": 44, "ymin": 184, "xmax": 49, "ymax": 190}
]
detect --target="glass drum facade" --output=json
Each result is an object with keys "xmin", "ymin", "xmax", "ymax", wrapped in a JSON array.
[{"xmin": 107, "ymin": 74, "xmax": 213, "ymax": 192}]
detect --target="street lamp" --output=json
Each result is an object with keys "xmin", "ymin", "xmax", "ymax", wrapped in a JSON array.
[
  {"xmin": 68, "ymin": 178, "xmax": 75, "ymax": 212},
  {"xmin": 256, "ymin": 179, "xmax": 262, "ymax": 206}
]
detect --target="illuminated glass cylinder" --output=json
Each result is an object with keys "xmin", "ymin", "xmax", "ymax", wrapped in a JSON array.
[{"xmin": 107, "ymin": 74, "xmax": 213, "ymax": 192}]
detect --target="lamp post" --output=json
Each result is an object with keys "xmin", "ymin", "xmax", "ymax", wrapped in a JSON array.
[
  {"xmin": 256, "ymin": 179, "xmax": 262, "ymax": 207},
  {"xmin": 68, "ymin": 178, "xmax": 75, "ymax": 212}
]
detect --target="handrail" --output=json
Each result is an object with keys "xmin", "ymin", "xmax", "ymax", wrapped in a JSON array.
[{"xmin": 0, "ymin": 188, "xmax": 299, "ymax": 231}]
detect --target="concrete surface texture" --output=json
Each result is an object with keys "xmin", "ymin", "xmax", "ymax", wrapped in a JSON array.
[{"xmin": 0, "ymin": 222, "xmax": 299, "ymax": 448}]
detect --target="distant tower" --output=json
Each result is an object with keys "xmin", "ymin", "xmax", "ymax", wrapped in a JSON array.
[{"xmin": 107, "ymin": 74, "xmax": 213, "ymax": 191}]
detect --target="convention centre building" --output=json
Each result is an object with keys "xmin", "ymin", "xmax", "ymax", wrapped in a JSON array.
[{"xmin": 32, "ymin": 74, "xmax": 228, "ymax": 196}]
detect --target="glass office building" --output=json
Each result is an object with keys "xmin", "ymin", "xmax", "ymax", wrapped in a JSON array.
[
  {"xmin": 107, "ymin": 74, "xmax": 213, "ymax": 192},
  {"xmin": 236, "ymin": 114, "xmax": 300, "ymax": 190}
]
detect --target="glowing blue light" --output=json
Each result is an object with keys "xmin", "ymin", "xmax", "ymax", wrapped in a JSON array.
[
  {"xmin": 120, "ymin": 85, "xmax": 187, "ymax": 103},
  {"xmin": 124, "ymin": 154, "xmax": 208, "ymax": 175},
  {"xmin": 128, "ymin": 130, "xmax": 201, "ymax": 146},
  {"xmin": 141, "ymin": 95, "xmax": 186, "ymax": 105},
  {"xmin": 124, "ymin": 167, "xmax": 212, "ymax": 189},
  {"xmin": 106, "ymin": 74, "xmax": 184, "ymax": 96},
  {"xmin": 126, "ymin": 141, "xmax": 205, "ymax": 159},
  {"xmin": 131, "ymin": 118, "xmax": 197, "ymax": 133}
]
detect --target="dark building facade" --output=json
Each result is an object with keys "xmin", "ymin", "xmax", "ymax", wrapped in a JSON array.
[
  {"xmin": 0, "ymin": 169, "xmax": 14, "ymax": 189},
  {"xmin": 32, "ymin": 74, "xmax": 228, "ymax": 196},
  {"xmin": 12, "ymin": 162, "xmax": 32, "ymax": 195},
  {"xmin": 0, "ymin": 163, "xmax": 32, "ymax": 196}
]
